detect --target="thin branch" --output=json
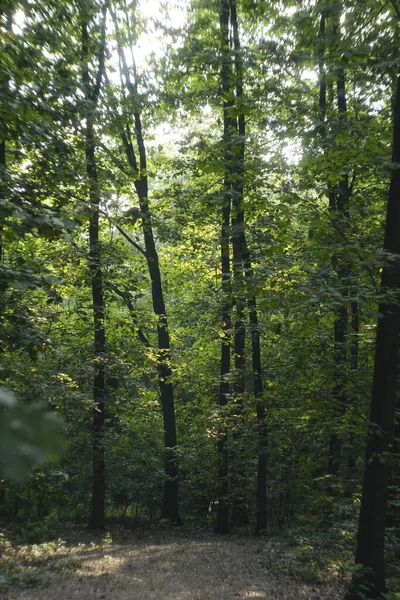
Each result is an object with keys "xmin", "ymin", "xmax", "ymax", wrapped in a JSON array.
[
  {"xmin": 109, "ymin": 283, "xmax": 151, "ymax": 347},
  {"xmin": 96, "ymin": 140, "xmax": 132, "ymax": 177},
  {"xmin": 101, "ymin": 74, "xmax": 139, "ymax": 176},
  {"xmin": 98, "ymin": 208, "xmax": 147, "ymax": 257},
  {"xmin": 109, "ymin": 5, "xmax": 147, "ymax": 174},
  {"xmin": 389, "ymin": 0, "xmax": 400, "ymax": 19}
]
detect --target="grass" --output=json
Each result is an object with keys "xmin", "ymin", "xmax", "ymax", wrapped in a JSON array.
[
  {"xmin": 0, "ymin": 516, "xmax": 397, "ymax": 599},
  {"xmin": 0, "ymin": 530, "xmax": 103, "ymax": 590}
]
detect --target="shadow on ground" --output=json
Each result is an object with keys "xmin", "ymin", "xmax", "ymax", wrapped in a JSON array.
[{"xmin": 1, "ymin": 529, "xmax": 344, "ymax": 600}]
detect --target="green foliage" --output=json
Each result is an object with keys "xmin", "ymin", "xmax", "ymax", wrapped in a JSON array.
[
  {"xmin": 0, "ymin": 388, "xmax": 67, "ymax": 480},
  {"xmin": 25, "ymin": 514, "xmax": 62, "ymax": 544},
  {"xmin": 0, "ymin": 559, "xmax": 52, "ymax": 590},
  {"xmin": 0, "ymin": 533, "xmax": 100, "ymax": 591}
]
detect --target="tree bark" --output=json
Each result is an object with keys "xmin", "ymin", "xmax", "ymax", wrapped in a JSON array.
[
  {"xmin": 215, "ymin": 0, "xmax": 234, "ymax": 534},
  {"xmin": 319, "ymin": 11, "xmax": 352, "ymax": 479},
  {"xmin": 0, "ymin": 6, "xmax": 12, "ymax": 264},
  {"xmin": 345, "ymin": 73, "xmax": 400, "ymax": 600},
  {"xmin": 113, "ymin": 23, "xmax": 180, "ymax": 524},
  {"xmin": 229, "ymin": 0, "xmax": 250, "ymax": 528},
  {"xmin": 81, "ymin": 8, "xmax": 107, "ymax": 531},
  {"xmin": 216, "ymin": 0, "xmax": 266, "ymax": 531}
]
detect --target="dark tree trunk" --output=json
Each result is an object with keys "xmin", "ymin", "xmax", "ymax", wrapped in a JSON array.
[
  {"xmin": 231, "ymin": 0, "xmax": 246, "ymax": 411},
  {"xmin": 136, "ymin": 178, "xmax": 180, "ymax": 524},
  {"xmin": 317, "ymin": 14, "xmax": 327, "ymax": 132},
  {"xmin": 350, "ymin": 299, "xmax": 359, "ymax": 372},
  {"xmin": 217, "ymin": 0, "xmax": 266, "ymax": 531},
  {"xmin": 229, "ymin": 0, "xmax": 250, "ymax": 528},
  {"xmin": 319, "ymin": 12, "xmax": 352, "ymax": 478},
  {"xmin": 0, "ymin": 138, "xmax": 5, "ymax": 264},
  {"xmin": 244, "ymin": 266, "xmax": 267, "ymax": 534},
  {"xmin": 0, "ymin": 7, "xmax": 12, "ymax": 264},
  {"xmin": 387, "ymin": 359, "xmax": 400, "ymax": 529},
  {"xmin": 215, "ymin": 0, "xmax": 234, "ymax": 534},
  {"xmin": 81, "ymin": 11, "xmax": 107, "ymax": 531},
  {"xmin": 345, "ymin": 73, "xmax": 400, "ymax": 600},
  {"xmin": 329, "ymin": 59, "xmax": 352, "ymax": 478},
  {"xmin": 114, "ymin": 30, "xmax": 180, "ymax": 524}
]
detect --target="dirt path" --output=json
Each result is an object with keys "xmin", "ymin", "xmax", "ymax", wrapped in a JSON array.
[{"xmin": 1, "ymin": 529, "xmax": 344, "ymax": 600}]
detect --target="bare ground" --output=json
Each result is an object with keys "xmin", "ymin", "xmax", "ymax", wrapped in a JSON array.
[{"xmin": 0, "ymin": 528, "xmax": 345, "ymax": 600}]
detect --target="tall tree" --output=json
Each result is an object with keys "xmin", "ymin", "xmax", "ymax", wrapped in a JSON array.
[
  {"xmin": 0, "ymin": 3, "xmax": 13, "ymax": 265},
  {"xmin": 345, "ymin": 51, "xmax": 400, "ymax": 600},
  {"xmin": 215, "ymin": 0, "xmax": 267, "ymax": 532},
  {"xmin": 230, "ymin": 0, "xmax": 266, "ymax": 530},
  {"xmin": 317, "ymin": 4, "xmax": 352, "ymax": 478},
  {"xmin": 81, "ymin": 2, "xmax": 108, "ymax": 530},
  {"xmin": 215, "ymin": 0, "xmax": 234, "ymax": 534},
  {"xmin": 229, "ymin": 0, "xmax": 249, "ymax": 528},
  {"xmin": 111, "ymin": 9, "xmax": 181, "ymax": 524}
]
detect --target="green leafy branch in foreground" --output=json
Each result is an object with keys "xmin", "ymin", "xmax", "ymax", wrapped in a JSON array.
[{"xmin": 0, "ymin": 388, "xmax": 67, "ymax": 480}]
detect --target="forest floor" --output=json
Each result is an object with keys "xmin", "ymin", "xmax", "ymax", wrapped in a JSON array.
[{"xmin": 0, "ymin": 525, "xmax": 348, "ymax": 599}]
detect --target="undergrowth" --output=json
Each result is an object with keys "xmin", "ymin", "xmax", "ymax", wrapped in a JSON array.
[{"xmin": 0, "ymin": 529, "xmax": 103, "ymax": 590}]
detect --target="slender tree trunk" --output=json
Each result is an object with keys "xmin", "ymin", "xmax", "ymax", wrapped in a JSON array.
[
  {"xmin": 318, "ymin": 14, "xmax": 327, "ymax": 133},
  {"xmin": 319, "ymin": 12, "xmax": 351, "ymax": 478},
  {"xmin": 231, "ymin": 0, "xmax": 246, "ymax": 407},
  {"xmin": 134, "ymin": 150, "xmax": 180, "ymax": 525},
  {"xmin": 143, "ymin": 206, "xmax": 180, "ymax": 524},
  {"xmin": 240, "ymin": 241, "xmax": 267, "ymax": 534},
  {"xmin": 329, "ymin": 54, "xmax": 354, "ymax": 477},
  {"xmin": 345, "ymin": 73, "xmax": 400, "ymax": 600},
  {"xmin": 81, "ymin": 11, "xmax": 107, "ymax": 531},
  {"xmin": 253, "ymin": 314, "xmax": 267, "ymax": 534},
  {"xmin": 216, "ymin": 197, "xmax": 231, "ymax": 533},
  {"xmin": 229, "ymin": 0, "xmax": 250, "ymax": 528},
  {"xmin": 0, "ymin": 7, "xmax": 12, "ymax": 265},
  {"xmin": 0, "ymin": 135, "xmax": 5, "ymax": 265},
  {"xmin": 350, "ymin": 299, "xmax": 359, "ymax": 372},
  {"xmin": 218, "ymin": 0, "xmax": 266, "ymax": 531},
  {"xmin": 231, "ymin": 66, "xmax": 267, "ymax": 529},
  {"xmin": 215, "ymin": 0, "xmax": 234, "ymax": 534},
  {"xmin": 114, "ymin": 29, "xmax": 180, "ymax": 523}
]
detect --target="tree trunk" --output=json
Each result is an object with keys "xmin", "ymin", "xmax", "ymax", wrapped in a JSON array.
[
  {"xmin": 113, "ymin": 27, "xmax": 180, "ymax": 524},
  {"xmin": 0, "ymin": 7, "xmax": 12, "ymax": 264},
  {"xmin": 229, "ymin": 0, "xmax": 250, "ymax": 528},
  {"xmin": 81, "ymin": 11, "xmax": 107, "ymax": 531},
  {"xmin": 243, "ymin": 259, "xmax": 267, "ymax": 534},
  {"xmin": 216, "ymin": 0, "xmax": 266, "ymax": 531},
  {"xmin": 215, "ymin": 0, "xmax": 234, "ymax": 534},
  {"xmin": 134, "ymin": 152, "xmax": 180, "ymax": 525},
  {"xmin": 319, "ymin": 11, "xmax": 351, "ymax": 479},
  {"xmin": 345, "ymin": 73, "xmax": 400, "ymax": 600},
  {"xmin": 0, "ymin": 133, "xmax": 5, "ymax": 265}
]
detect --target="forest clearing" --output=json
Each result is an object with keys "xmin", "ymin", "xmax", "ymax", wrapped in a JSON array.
[{"xmin": 1, "ymin": 527, "xmax": 346, "ymax": 599}]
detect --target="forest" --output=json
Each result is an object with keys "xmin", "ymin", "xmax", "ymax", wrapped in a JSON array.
[{"xmin": 0, "ymin": 0, "xmax": 399, "ymax": 598}]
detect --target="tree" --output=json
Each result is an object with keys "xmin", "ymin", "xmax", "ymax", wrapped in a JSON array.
[
  {"xmin": 346, "ymin": 41, "xmax": 400, "ymax": 600},
  {"xmin": 81, "ymin": 1, "xmax": 108, "ymax": 530},
  {"xmin": 109, "ymin": 5, "xmax": 181, "ymax": 524},
  {"xmin": 215, "ymin": 0, "xmax": 233, "ymax": 534},
  {"xmin": 317, "ymin": 3, "xmax": 352, "ymax": 480}
]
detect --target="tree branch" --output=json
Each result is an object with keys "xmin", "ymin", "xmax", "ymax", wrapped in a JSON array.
[
  {"xmin": 109, "ymin": 283, "xmax": 151, "ymax": 348},
  {"xmin": 389, "ymin": 0, "xmax": 400, "ymax": 19},
  {"xmin": 98, "ymin": 208, "xmax": 147, "ymax": 258},
  {"xmin": 96, "ymin": 140, "xmax": 132, "ymax": 177},
  {"xmin": 92, "ymin": 2, "xmax": 108, "ymax": 103}
]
